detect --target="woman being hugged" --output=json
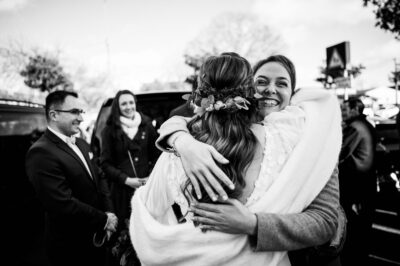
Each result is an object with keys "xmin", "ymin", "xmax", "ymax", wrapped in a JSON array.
[
  {"xmin": 100, "ymin": 90, "xmax": 160, "ymax": 264},
  {"xmin": 130, "ymin": 54, "xmax": 341, "ymax": 265}
]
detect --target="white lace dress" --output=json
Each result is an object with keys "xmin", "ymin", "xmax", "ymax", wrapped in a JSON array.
[{"xmin": 168, "ymin": 105, "xmax": 305, "ymax": 218}]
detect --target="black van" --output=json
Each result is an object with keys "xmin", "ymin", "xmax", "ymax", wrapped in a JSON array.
[{"xmin": 0, "ymin": 99, "xmax": 49, "ymax": 265}]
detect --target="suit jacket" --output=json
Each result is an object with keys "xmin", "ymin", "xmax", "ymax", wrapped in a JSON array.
[
  {"xmin": 155, "ymin": 116, "xmax": 342, "ymax": 262},
  {"xmin": 26, "ymin": 129, "xmax": 113, "ymax": 265}
]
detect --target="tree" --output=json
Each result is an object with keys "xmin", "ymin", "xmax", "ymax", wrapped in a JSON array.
[
  {"xmin": 20, "ymin": 53, "xmax": 72, "ymax": 92},
  {"xmin": 184, "ymin": 12, "xmax": 285, "ymax": 89},
  {"xmin": 363, "ymin": 0, "xmax": 400, "ymax": 40},
  {"xmin": 183, "ymin": 54, "xmax": 210, "ymax": 90},
  {"xmin": 0, "ymin": 42, "xmax": 110, "ymax": 109},
  {"xmin": 316, "ymin": 62, "xmax": 365, "ymax": 89}
]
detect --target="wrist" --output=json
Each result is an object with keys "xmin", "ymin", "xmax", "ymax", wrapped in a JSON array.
[
  {"xmin": 174, "ymin": 133, "xmax": 193, "ymax": 152},
  {"xmin": 167, "ymin": 131, "xmax": 186, "ymax": 148},
  {"xmin": 168, "ymin": 131, "xmax": 191, "ymax": 157},
  {"xmin": 246, "ymin": 213, "xmax": 258, "ymax": 236}
]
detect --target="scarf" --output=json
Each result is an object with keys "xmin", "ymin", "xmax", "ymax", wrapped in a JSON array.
[
  {"xmin": 130, "ymin": 88, "xmax": 342, "ymax": 266},
  {"xmin": 120, "ymin": 113, "xmax": 142, "ymax": 140}
]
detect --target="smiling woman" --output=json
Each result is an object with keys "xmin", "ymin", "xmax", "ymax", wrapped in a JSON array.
[
  {"xmin": 253, "ymin": 55, "xmax": 296, "ymax": 118},
  {"xmin": 99, "ymin": 89, "xmax": 160, "ymax": 265}
]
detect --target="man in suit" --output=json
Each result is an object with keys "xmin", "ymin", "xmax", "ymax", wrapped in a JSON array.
[
  {"xmin": 26, "ymin": 90, "xmax": 117, "ymax": 266},
  {"xmin": 339, "ymin": 98, "xmax": 376, "ymax": 265}
]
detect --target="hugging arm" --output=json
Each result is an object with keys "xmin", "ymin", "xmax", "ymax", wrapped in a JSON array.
[
  {"xmin": 157, "ymin": 116, "xmax": 340, "ymax": 251},
  {"xmin": 156, "ymin": 116, "xmax": 233, "ymax": 200},
  {"xmin": 189, "ymin": 167, "xmax": 340, "ymax": 251},
  {"xmin": 253, "ymin": 166, "xmax": 340, "ymax": 251}
]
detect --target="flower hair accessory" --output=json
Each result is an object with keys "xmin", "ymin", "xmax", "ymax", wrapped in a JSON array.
[{"xmin": 200, "ymin": 95, "xmax": 250, "ymax": 112}]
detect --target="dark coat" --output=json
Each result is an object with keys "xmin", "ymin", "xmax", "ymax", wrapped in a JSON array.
[
  {"xmin": 25, "ymin": 129, "xmax": 114, "ymax": 266},
  {"xmin": 339, "ymin": 115, "xmax": 376, "ymax": 212},
  {"xmin": 169, "ymin": 102, "xmax": 194, "ymax": 118},
  {"xmin": 339, "ymin": 115, "xmax": 376, "ymax": 265},
  {"xmin": 100, "ymin": 113, "xmax": 160, "ymax": 221}
]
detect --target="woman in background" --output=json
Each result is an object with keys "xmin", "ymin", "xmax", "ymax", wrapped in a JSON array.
[{"xmin": 100, "ymin": 90, "xmax": 159, "ymax": 265}]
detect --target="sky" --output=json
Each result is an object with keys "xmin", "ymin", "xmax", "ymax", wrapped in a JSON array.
[{"xmin": 0, "ymin": 0, "xmax": 399, "ymax": 95}]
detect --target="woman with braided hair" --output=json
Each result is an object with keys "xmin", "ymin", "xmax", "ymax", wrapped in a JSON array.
[{"xmin": 129, "ymin": 53, "xmax": 341, "ymax": 265}]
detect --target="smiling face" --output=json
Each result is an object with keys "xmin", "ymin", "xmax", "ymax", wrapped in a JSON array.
[
  {"xmin": 118, "ymin": 93, "xmax": 136, "ymax": 119},
  {"xmin": 254, "ymin": 62, "xmax": 293, "ymax": 117},
  {"xmin": 51, "ymin": 95, "xmax": 83, "ymax": 136}
]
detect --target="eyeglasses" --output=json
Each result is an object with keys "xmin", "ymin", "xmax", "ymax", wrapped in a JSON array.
[{"xmin": 52, "ymin": 109, "xmax": 85, "ymax": 115}]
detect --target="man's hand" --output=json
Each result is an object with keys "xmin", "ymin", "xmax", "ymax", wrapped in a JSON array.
[
  {"xmin": 105, "ymin": 212, "xmax": 118, "ymax": 232},
  {"xmin": 125, "ymin": 177, "xmax": 145, "ymax": 189},
  {"xmin": 174, "ymin": 133, "xmax": 234, "ymax": 201},
  {"xmin": 189, "ymin": 199, "xmax": 257, "ymax": 235}
]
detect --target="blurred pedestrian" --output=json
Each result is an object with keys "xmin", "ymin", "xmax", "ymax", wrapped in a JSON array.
[
  {"xmin": 100, "ymin": 90, "xmax": 160, "ymax": 265},
  {"xmin": 26, "ymin": 90, "xmax": 117, "ymax": 266},
  {"xmin": 339, "ymin": 98, "xmax": 377, "ymax": 265}
]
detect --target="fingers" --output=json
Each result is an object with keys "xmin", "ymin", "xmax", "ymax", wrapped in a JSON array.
[
  {"xmin": 196, "ymin": 172, "xmax": 218, "ymax": 202},
  {"xmin": 187, "ymin": 173, "xmax": 202, "ymax": 200},
  {"xmin": 209, "ymin": 146, "xmax": 229, "ymax": 165},
  {"xmin": 192, "ymin": 216, "xmax": 216, "ymax": 225},
  {"xmin": 199, "ymin": 224, "xmax": 219, "ymax": 232},
  {"xmin": 202, "ymin": 169, "xmax": 226, "ymax": 201},
  {"xmin": 192, "ymin": 202, "xmax": 221, "ymax": 213},
  {"xmin": 208, "ymin": 147, "xmax": 234, "ymax": 191}
]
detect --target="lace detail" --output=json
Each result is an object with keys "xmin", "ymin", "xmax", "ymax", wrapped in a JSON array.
[
  {"xmin": 245, "ymin": 106, "xmax": 305, "ymax": 207},
  {"xmin": 165, "ymin": 153, "xmax": 194, "ymax": 221}
]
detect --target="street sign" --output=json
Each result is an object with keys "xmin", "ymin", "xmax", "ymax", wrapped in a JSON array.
[
  {"xmin": 326, "ymin": 41, "xmax": 350, "ymax": 71},
  {"xmin": 334, "ymin": 77, "xmax": 351, "ymax": 88},
  {"xmin": 328, "ymin": 49, "xmax": 344, "ymax": 69}
]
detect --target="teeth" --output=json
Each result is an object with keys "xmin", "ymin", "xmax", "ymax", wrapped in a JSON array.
[{"xmin": 263, "ymin": 99, "xmax": 279, "ymax": 107}]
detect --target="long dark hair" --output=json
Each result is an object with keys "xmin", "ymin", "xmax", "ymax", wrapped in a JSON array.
[
  {"xmin": 106, "ymin": 90, "xmax": 137, "ymax": 139},
  {"xmin": 184, "ymin": 53, "xmax": 258, "ymax": 203}
]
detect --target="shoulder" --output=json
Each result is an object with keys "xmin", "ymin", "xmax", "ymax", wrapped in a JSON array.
[
  {"xmin": 139, "ymin": 113, "xmax": 155, "ymax": 128},
  {"xmin": 26, "ymin": 137, "xmax": 57, "ymax": 163},
  {"xmin": 140, "ymin": 113, "xmax": 152, "ymax": 124},
  {"xmin": 349, "ymin": 118, "xmax": 370, "ymax": 132},
  {"xmin": 28, "ymin": 134, "xmax": 52, "ymax": 153}
]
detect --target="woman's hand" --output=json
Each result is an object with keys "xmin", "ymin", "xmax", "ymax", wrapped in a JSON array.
[
  {"xmin": 125, "ymin": 177, "xmax": 145, "ymax": 188},
  {"xmin": 174, "ymin": 133, "xmax": 234, "ymax": 201},
  {"xmin": 189, "ymin": 199, "xmax": 258, "ymax": 235}
]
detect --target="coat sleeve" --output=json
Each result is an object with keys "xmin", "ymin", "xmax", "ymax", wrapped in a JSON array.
[
  {"xmin": 155, "ymin": 116, "xmax": 192, "ymax": 152},
  {"xmin": 95, "ymin": 163, "xmax": 114, "ymax": 212},
  {"xmin": 100, "ymin": 127, "xmax": 129, "ymax": 184},
  {"xmin": 26, "ymin": 146, "xmax": 108, "ymax": 230},
  {"xmin": 253, "ymin": 166, "xmax": 340, "ymax": 251}
]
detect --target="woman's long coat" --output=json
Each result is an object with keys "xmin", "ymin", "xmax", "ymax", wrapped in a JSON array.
[{"xmin": 100, "ymin": 113, "xmax": 160, "ymax": 221}]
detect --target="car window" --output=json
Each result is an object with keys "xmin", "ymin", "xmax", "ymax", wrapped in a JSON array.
[{"xmin": 0, "ymin": 105, "xmax": 46, "ymax": 136}]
